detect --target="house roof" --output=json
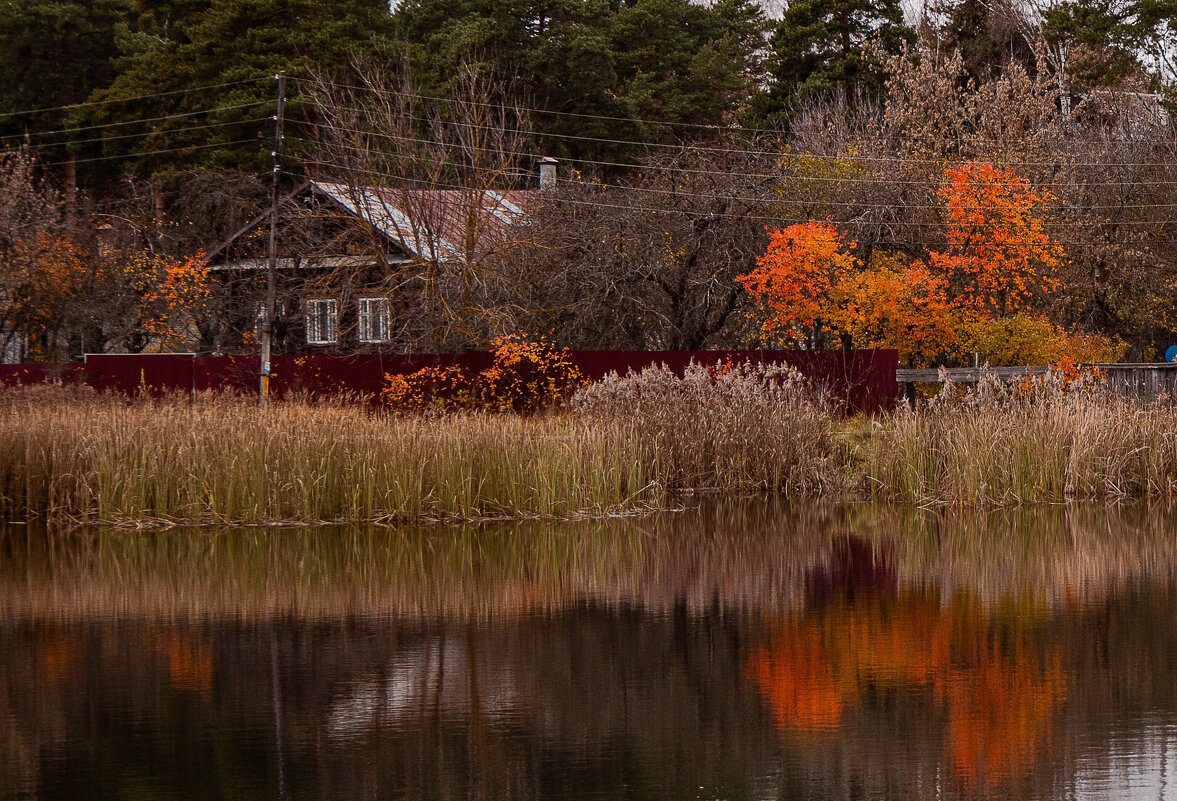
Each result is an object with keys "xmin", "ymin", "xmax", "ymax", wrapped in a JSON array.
[
  {"xmin": 204, "ymin": 180, "xmax": 536, "ymax": 267},
  {"xmin": 311, "ymin": 182, "xmax": 535, "ymax": 262}
]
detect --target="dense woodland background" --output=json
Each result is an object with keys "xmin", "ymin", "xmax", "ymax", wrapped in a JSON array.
[{"xmin": 3, "ymin": 0, "xmax": 1177, "ymax": 365}]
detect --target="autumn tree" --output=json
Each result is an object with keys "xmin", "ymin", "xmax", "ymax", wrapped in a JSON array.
[
  {"xmin": 742, "ymin": 161, "xmax": 1123, "ymax": 367},
  {"xmin": 105, "ymin": 249, "xmax": 211, "ymax": 352},
  {"xmin": 0, "ymin": 149, "xmax": 90, "ymax": 361},
  {"xmin": 737, "ymin": 220, "xmax": 858, "ymax": 347},
  {"xmin": 929, "ymin": 162, "xmax": 1062, "ymax": 317}
]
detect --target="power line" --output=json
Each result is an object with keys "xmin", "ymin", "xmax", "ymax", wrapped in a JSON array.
[
  {"xmin": 298, "ymin": 75, "xmax": 1177, "ymax": 161},
  {"xmin": 0, "ymin": 101, "xmax": 271, "ymax": 144},
  {"xmin": 40, "ymin": 138, "xmax": 262, "ymax": 167},
  {"xmin": 0, "ymin": 77, "xmax": 271, "ymax": 120},
  {"xmin": 288, "ymin": 162, "xmax": 1177, "ymax": 246},
  {"xmin": 293, "ymin": 134, "xmax": 1177, "ymax": 214},
  {"xmin": 297, "ymin": 76, "xmax": 1177, "ymax": 150},
  {"xmin": 22, "ymin": 116, "xmax": 273, "ymax": 150},
  {"xmin": 302, "ymin": 119, "xmax": 1177, "ymax": 190}
]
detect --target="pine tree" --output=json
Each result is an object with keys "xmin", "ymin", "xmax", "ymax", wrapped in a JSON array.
[
  {"xmin": 81, "ymin": 0, "xmax": 395, "ymax": 176},
  {"xmin": 753, "ymin": 0, "xmax": 915, "ymax": 122}
]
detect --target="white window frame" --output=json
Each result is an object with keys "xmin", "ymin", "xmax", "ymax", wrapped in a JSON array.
[
  {"xmin": 304, "ymin": 298, "xmax": 338, "ymax": 345},
  {"xmin": 357, "ymin": 297, "xmax": 391, "ymax": 344}
]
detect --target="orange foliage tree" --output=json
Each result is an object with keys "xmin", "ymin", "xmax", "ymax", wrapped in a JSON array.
[
  {"xmin": 132, "ymin": 250, "xmax": 210, "ymax": 348},
  {"xmin": 742, "ymin": 163, "xmax": 1122, "ymax": 367},
  {"xmin": 929, "ymin": 162, "xmax": 1062, "ymax": 316},
  {"xmin": 737, "ymin": 220, "xmax": 857, "ymax": 345},
  {"xmin": 828, "ymin": 255, "xmax": 964, "ymax": 367},
  {"xmin": 4, "ymin": 234, "xmax": 101, "ymax": 359}
]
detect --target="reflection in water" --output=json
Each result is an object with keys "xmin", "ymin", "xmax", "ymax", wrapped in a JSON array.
[
  {"xmin": 3, "ymin": 502, "xmax": 1177, "ymax": 800},
  {"xmin": 752, "ymin": 538, "xmax": 1068, "ymax": 791}
]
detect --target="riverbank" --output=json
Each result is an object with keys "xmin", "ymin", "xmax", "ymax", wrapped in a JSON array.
[{"xmin": 2, "ymin": 372, "xmax": 1177, "ymax": 525}]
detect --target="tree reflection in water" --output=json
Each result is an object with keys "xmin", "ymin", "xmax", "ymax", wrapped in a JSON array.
[
  {"xmin": 749, "ymin": 537, "xmax": 1066, "ymax": 792},
  {"xmin": 3, "ymin": 503, "xmax": 1177, "ymax": 800}
]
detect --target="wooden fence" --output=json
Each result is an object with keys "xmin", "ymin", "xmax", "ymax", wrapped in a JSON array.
[{"xmin": 897, "ymin": 363, "xmax": 1177, "ymax": 400}]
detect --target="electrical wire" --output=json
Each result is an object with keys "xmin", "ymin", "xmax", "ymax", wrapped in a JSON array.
[
  {"xmin": 0, "ymin": 101, "xmax": 271, "ymax": 144},
  {"xmin": 287, "ymin": 162, "xmax": 1177, "ymax": 246},
  {"xmin": 297, "ymin": 75, "xmax": 1177, "ymax": 164},
  {"xmin": 292, "ymin": 134, "xmax": 1177, "ymax": 214},
  {"xmin": 40, "ymin": 138, "xmax": 262, "ymax": 167},
  {"xmin": 19, "ymin": 116, "xmax": 273, "ymax": 150},
  {"xmin": 301, "ymin": 119, "xmax": 1177, "ymax": 190},
  {"xmin": 0, "ymin": 77, "xmax": 273, "ymax": 120}
]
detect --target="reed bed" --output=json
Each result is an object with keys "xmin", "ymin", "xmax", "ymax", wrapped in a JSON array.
[
  {"xmin": 574, "ymin": 361, "xmax": 843, "ymax": 495},
  {"xmin": 0, "ymin": 385, "xmax": 653, "ymax": 524},
  {"xmin": 863, "ymin": 374, "xmax": 1177, "ymax": 504},
  {"xmin": 0, "ymin": 362, "xmax": 845, "ymax": 525},
  {"xmin": 8, "ymin": 365, "xmax": 1177, "ymax": 524}
]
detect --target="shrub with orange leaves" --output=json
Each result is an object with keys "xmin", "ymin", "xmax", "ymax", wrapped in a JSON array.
[
  {"xmin": 381, "ymin": 334, "xmax": 588, "ymax": 415},
  {"xmin": 958, "ymin": 314, "xmax": 1125, "ymax": 368},
  {"xmin": 480, "ymin": 333, "xmax": 589, "ymax": 414},
  {"xmin": 380, "ymin": 365, "xmax": 475, "ymax": 413}
]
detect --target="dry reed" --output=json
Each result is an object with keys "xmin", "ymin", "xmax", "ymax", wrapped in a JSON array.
[
  {"xmin": 8, "ymin": 364, "xmax": 1177, "ymax": 524},
  {"xmin": 862, "ymin": 372, "xmax": 1177, "ymax": 504},
  {"xmin": 0, "ymin": 385, "xmax": 653, "ymax": 524},
  {"xmin": 573, "ymin": 361, "xmax": 843, "ymax": 495}
]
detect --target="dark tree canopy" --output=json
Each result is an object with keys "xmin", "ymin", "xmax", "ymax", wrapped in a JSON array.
[
  {"xmin": 750, "ymin": 0, "xmax": 915, "ymax": 122},
  {"xmin": 392, "ymin": 0, "xmax": 769, "ymax": 162},
  {"xmin": 79, "ymin": 0, "xmax": 395, "ymax": 176},
  {"xmin": 0, "ymin": 0, "xmax": 132, "ymax": 169}
]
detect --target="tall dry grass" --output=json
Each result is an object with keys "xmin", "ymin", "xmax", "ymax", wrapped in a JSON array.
[
  {"xmin": 0, "ymin": 385, "xmax": 654, "ymax": 524},
  {"xmin": 0, "ymin": 361, "xmax": 845, "ymax": 524},
  {"xmin": 573, "ymin": 361, "xmax": 843, "ymax": 495},
  {"xmin": 9, "ymin": 364, "xmax": 1177, "ymax": 523},
  {"xmin": 863, "ymin": 372, "xmax": 1177, "ymax": 504}
]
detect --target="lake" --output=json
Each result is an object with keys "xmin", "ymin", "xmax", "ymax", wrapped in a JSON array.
[{"xmin": 3, "ymin": 501, "xmax": 1177, "ymax": 800}]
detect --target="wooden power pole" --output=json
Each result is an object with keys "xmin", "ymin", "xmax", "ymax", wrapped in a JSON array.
[{"xmin": 260, "ymin": 73, "xmax": 286, "ymax": 403}]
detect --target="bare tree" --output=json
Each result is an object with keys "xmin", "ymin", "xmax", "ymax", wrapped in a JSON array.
[
  {"xmin": 510, "ymin": 143, "xmax": 782, "ymax": 350},
  {"xmin": 307, "ymin": 60, "xmax": 535, "ymax": 351}
]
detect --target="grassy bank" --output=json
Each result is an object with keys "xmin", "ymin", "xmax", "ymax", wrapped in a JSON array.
[{"xmin": 4, "ymin": 368, "xmax": 1177, "ymax": 525}]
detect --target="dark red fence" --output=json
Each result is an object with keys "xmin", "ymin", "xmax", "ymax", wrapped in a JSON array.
[{"xmin": 0, "ymin": 349, "xmax": 898, "ymax": 414}]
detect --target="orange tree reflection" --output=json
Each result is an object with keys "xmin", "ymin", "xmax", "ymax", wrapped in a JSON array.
[{"xmin": 747, "ymin": 591, "xmax": 1066, "ymax": 790}]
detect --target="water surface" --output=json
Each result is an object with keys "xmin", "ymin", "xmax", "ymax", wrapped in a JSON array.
[{"xmin": 3, "ymin": 502, "xmax": 1177, "ymax": 800}]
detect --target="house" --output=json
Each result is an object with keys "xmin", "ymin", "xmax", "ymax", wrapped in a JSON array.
[{"xmin": 203, "ymin": 160, "xmax": 555, "ymax": 353}]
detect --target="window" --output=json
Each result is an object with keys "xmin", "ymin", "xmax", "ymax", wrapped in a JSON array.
[
  {"xmin": 304, "ymin": 299, "xmax": 338, "ymax": 345},
  {"xmin": 357, "ymin": 297, "xmax": 391, "ymax": 343}
]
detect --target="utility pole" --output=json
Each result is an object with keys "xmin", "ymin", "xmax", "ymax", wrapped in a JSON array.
[{"xmin": 260, "ymin": 73, "xmax": 285, "ymax": 403}]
